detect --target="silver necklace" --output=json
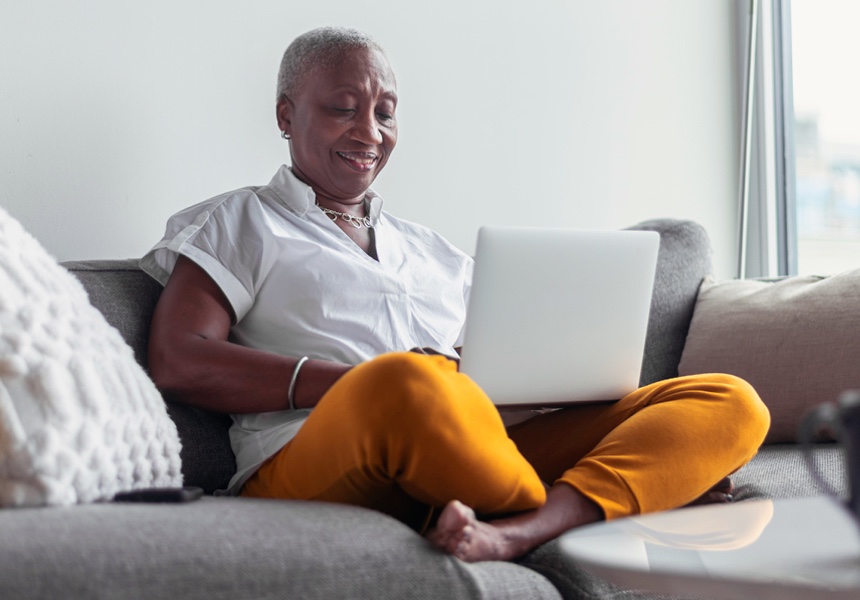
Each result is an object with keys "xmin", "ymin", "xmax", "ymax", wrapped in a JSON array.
[{"xmin": 315, "ymin": 201, "xmax": 373, "ymax": 229}]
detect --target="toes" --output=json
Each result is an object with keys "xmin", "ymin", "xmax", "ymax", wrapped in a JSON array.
[
  {"xmin": 686, "ymin": 477, "xmax": 736, "ymax": 507},
  {"xmin": 713, "ymin": 476, "xmax": 735, "ymax": 495},
  {"xmin": 686, "ymin": 491, "xmax": 733, "ymax": 507},
  {"xmin": 427, "ymin": 500, "xmax": 478, "ymax": 556}
]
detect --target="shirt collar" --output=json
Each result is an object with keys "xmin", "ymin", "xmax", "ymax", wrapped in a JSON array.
[{"xmin": 269, "ymin": 164, "xmax": 385, "ymax": 225}]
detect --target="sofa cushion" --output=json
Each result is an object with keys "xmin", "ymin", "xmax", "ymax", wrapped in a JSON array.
[
  {"xmin": 732, "ymin": 443, "xmax": 847, "ymax": 501},
  {"xmin": 678, "ymin": 271, "xmax": 860, "ymax": 443},
  {"xmin": 0, "ymin": 208, "xmax": 182, "ymax": 506},
  {"xmin": 62, "ymin": 260, "xmax": 236, "ymax": 494},
  {"xmin": 0, "ymin": 497, "xmax": 561, "ymax": 600}
]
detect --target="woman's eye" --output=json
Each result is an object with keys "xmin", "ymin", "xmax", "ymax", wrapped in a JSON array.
[{"xmin": 376, "ymin": 112, "xmax": 394, "ymax": 122}]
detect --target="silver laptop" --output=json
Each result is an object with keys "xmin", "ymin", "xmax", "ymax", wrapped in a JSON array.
[{"xmin": 458, "ymin": 226, "xmax": 660, "ymax": 407}]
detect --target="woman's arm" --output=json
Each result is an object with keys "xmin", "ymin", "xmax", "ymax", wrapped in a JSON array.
[{"xmin": 147, "ymin": 255, "xmax": 350, "ymax": 413}]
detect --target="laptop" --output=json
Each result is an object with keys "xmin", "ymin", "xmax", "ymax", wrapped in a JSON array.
[{"xmin": 457, "ymin": 226, "xmax": 660, "ymax": 407}]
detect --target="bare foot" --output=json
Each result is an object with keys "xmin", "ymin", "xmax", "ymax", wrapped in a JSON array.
[
  {"xmin": 686, "ymin": 476, "xmax": 735, "ymax": 507},
  {"xmin": 426, "ymin": 484, "xmax": 602, "ymax": 562},
  {"xmin": 426, "ymin": 500, "xmax": 524, "ymax": 562}
]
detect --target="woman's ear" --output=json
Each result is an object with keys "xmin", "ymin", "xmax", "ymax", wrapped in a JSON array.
[{"xmin": 276, "ymin": 96, "xmax": 293, "ymax": 135}]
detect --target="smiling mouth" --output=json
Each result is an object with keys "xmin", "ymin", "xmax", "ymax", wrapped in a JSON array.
[{"xmin": 337, "ymin": 151, "xmax": 378, "ymax": 172}]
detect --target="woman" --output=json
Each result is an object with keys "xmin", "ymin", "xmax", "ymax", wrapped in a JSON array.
[{"xmin": 142, "ymin": 26, "xmax": 770, "ymax": 562}]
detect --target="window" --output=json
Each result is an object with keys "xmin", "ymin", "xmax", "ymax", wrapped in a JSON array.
[{"xmin": 769, "ymin": 0, "xmax": 860, "ymax": 276}]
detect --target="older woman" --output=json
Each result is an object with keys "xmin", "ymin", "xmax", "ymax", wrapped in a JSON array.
[{"xmin": 141, "ymin": 26, "xmax": 770, "ymax": 562}]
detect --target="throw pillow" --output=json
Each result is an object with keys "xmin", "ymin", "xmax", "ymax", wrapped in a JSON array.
[
  {"xmin": 678, "ymin": 271, "xmax": 860, "ymax": 443},
  {"xmin": 0, "ymin": 207, "xmax": 182, "ymax": 506}
]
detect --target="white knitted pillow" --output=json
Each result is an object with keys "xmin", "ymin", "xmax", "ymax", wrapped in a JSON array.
[{"xmin": 0, "ymin": 207, "xmax": 183, "ymax": 506}]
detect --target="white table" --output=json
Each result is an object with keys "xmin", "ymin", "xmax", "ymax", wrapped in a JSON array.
[{"xmin": 560, "ymin": 496, "xmax": 860, "ymax": 599}]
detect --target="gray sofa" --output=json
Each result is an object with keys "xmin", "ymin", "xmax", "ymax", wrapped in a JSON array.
[{"xmin": 0, "ymin": 219, "xmax": 847, "ymax": 600}]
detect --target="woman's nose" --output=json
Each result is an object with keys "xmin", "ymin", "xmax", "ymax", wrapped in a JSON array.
[{"xmin": 352, "ymin": 110, "xmax": 384, "ymax": 144}]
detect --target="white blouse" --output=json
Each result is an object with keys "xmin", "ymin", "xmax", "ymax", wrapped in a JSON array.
[{"xmin": 141, "ymin": 165, "xmax": 473, "ymax": 493}]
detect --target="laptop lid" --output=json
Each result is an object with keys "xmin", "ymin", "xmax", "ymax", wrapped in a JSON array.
[{"xmin": 458, "ymin": 226, "xmax": 660, "ymax": 407}]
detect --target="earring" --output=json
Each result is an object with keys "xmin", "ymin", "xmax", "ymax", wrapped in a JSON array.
[{"xmin": 281, "ymin": 131, "xmax": 291, "ymax": 140}]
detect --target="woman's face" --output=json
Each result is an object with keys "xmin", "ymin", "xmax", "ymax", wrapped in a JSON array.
[{"xmin": 277, "ymin": 47, "xmax": 398, "ymax": 205}]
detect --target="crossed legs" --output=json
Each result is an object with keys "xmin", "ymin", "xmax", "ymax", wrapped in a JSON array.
[
  {"xmin": 242, "ymin": 353, "xmax": 770, "ymax": 561},
  {"xmin": 241, "ymin": 352, "xmax": 547, "ymax": 530},
  {"xmin": 428, "ymin": 374, "xmax": 770, "ymax": 561}
]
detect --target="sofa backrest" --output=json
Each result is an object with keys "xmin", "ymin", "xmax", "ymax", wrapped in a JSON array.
[
  {"xmin": 61, "ymin": 219, "xmax": 710, "ymax": 493},
  {"xmin": 627, "ymin": 218, "xmax": 712, "ymax": 386},
  {"xmin": 62, "ymin": 259, "xmax": 236, "ymax": 494}
]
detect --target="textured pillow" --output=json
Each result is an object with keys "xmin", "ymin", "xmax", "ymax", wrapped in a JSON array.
[
  {"xmin": 678, "ymin": 271, "xmax": 860, "ymax": 443},
  {"xmin": 0, "ymin": 207, "xmax": 182, "ymax": 506}
]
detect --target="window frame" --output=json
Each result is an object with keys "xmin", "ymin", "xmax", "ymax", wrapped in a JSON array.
[
  {"xmin": 743, "ymin": 0, "xmax": 797, "ymax": 278},
  {"xmin": 772, "ymin": 0, "xmax": 797, "ymax": 276}
]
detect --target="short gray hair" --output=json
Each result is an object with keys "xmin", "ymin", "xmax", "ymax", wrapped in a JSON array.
[{"xmin": 276, "ymin": 27, "xmax": 386, "ymax": 101}]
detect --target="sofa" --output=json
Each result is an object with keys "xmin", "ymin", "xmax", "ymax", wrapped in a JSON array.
[{"xmin": 0, "ymin": 218, "xmax": 853, "ymax": 600}]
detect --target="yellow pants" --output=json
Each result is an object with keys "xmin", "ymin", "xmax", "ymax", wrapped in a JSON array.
[{"xmin": 241, "ymin": 352, "xmax": 770, "ymax": 529}]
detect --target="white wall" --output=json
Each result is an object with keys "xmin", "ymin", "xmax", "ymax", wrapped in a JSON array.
[{"xmin": 0, "ymin": 0, "xmax": 742, "ymax": 278}]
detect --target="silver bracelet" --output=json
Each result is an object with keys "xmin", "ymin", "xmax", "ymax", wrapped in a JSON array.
[{"xmin": 288, "ymin": 356, "xmax": 309, "ymax": 411}]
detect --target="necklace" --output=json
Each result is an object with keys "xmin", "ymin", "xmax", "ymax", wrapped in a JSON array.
[{"xmin": 315, "ymin": 201, "xmax": 373, "ymax": 229}]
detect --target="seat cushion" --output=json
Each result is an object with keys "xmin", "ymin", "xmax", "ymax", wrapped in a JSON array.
[
  {"xmin": 732, "ymin": 442, "xmax": 847, "ymax": 501},
  {"xmin": 0, "ymin": 497, "xmax": 560, "ymax": 600}
]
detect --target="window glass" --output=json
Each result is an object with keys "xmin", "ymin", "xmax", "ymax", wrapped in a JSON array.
[{"xmin": 791, "ymin": 0, "xmax": 860, "ymax": 274}]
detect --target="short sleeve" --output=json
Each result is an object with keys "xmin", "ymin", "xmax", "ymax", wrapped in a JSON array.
[{"xmin": 140, "ymin": 192, "xmax": 270, "ymax": 322}]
